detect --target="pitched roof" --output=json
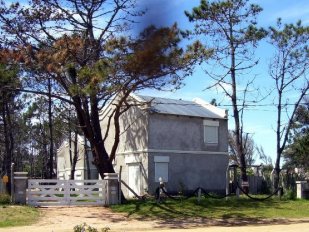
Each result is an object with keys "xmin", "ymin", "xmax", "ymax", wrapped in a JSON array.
[{"xmin": 132, "ymin": 94, "xmax": 227, "ymax": 119}]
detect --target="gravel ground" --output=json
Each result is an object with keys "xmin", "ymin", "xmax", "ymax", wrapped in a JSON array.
[{"xmin": 0, "ymin": 206, "xmax": 309, "ymax": 232}]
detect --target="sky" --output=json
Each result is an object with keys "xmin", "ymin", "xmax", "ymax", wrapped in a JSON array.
[
  {"xmin": 136, "ymin": 0, "xmax": 309, "ymax": 165},
  {"xmin": 3, "ymin": 0, "xmax": 308, "ymax": 165}
]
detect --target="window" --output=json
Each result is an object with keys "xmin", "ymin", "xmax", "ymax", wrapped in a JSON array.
[
  {"xmin": 203, "ymin": 120, "xmax": 219, "ymax": 144},
  {"xmin": 154, "ymin": 156, "xmax": 169, "ymax": 182}
]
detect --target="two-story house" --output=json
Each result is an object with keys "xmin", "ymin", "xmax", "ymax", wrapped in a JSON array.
[{"xmin": 100, "ymin": 94, "xmax": 229, "ymax": 197}]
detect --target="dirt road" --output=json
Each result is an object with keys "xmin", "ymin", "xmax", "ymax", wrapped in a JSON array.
[{"xmin": 0, "ymin": 206, "xmax": 309, "ymax": 232}]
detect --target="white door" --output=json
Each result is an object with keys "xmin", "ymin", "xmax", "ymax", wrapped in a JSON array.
[{"xmin": 128, "ymin": 163, "xmax": 141, "ymax": 197}]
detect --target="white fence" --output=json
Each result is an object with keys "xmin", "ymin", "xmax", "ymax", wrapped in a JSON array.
[{"xmin": 27, "ymin": 179, "xmax": 106, "ymax": 206}]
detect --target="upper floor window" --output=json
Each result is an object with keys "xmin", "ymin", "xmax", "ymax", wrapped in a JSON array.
[{"xmin": 203, "ymin": 120, "xmax": 219, "ymax": 144}]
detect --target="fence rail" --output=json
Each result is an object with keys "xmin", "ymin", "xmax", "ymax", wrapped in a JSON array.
[{"xmin": 27, "ymin": 179, "xmax": 106, "ymax": 206}]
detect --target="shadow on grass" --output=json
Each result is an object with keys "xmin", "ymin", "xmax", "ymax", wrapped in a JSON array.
[{"xmin": 111, "ymin": 197, "xmax": 309, "ymax": 229}]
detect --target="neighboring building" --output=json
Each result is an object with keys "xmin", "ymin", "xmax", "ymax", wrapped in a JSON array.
[
  {"xmin": 101, "ymin": 94, "xmax": 229, "ymax": 197},
  {"xmin": 57, "ymin": 135, "xmax": 98, "ymax": 180}
]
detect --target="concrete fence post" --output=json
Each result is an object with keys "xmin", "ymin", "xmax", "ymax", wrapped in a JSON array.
[
  {"xmin": 13, "ymin": 172, "xmax": 28, "ymax": 204},
  {"xmin": 104, "ymin": 173, "xmax": 119, "ymax": 206},
  {"xmin": 296, "ymin": 181, "xmax": 307, "ymax": 199}
]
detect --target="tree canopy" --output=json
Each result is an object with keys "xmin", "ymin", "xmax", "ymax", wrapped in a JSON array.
[
  {"xmin": 283, "ymin": 100, "xmax": 309, "ymax": 171},
  {"xmin": 185, "ymin": 0, "xmax": 266, "ymax": 186},
  {"xmin": 268, "ymin": 19, "xmax": 309, "ymax": 188},
  {"xmin": 0, "ymin": 0, "xmax": 204, "ymax": 177}
]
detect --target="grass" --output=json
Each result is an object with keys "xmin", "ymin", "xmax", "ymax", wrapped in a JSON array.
[
  {"xmin": 111, "ymin": 196, "xmax": 309, "ymax": 221},
  {"xmin": 0, "ymin": 205, "xmax": 39, "ymax": 227},
  {"xmin": 0, "ymin": 194, "xmax": 10, "ymax": 205}
]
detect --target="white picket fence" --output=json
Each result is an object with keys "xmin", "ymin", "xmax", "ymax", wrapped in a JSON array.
[{"xmin": 27, "ymin": 179, "xmax": 106, "ymax": 206}]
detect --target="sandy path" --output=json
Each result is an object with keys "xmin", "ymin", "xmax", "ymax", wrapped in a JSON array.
[{"xmin": 0, "ymin": 206, "xmax": 309, "ymax": 232}]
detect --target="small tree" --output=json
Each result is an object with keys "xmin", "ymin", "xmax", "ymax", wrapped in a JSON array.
[
  {"xmin": 228, "ymin": 130, "xmax": 255, "ymax": 166},
  {"xmin": 185, "ymin": 0, "xmax": 266, "ymax": 187},
  {"xmin": 268, "ymin": 19, "xmax": 309, "ymax": 188},
  {"xmin": 256, "ymin": 146, "xmax": 273, "ymax": 166}
]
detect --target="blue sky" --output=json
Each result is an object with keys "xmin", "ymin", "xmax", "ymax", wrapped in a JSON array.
[
  {"xmin": 5, "ymin": 0, "xmax": 308, "ymax": 164},
  {"xmin": 137, "ymin": 0, "xmax": 309, "ymax": 164}
]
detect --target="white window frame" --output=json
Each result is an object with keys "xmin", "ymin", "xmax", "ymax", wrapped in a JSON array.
[
  {"xmin": 154, "ymin": 156, "xmax": 169, "ymax": 182},
  {"xmin": 203, "ymin": 120, "xmax": 219, "ymax": 144}
]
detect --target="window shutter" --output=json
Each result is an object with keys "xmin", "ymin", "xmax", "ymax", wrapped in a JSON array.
[
  {"xmin": 155, "ymin": 162, "xmax": 169, "ymax": 182},
  {"xmin": 203, "ymin": 120, "xmax": 219, "ymax": 144}
]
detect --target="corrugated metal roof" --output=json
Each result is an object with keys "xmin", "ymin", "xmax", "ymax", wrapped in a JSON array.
[{"xmin": 134, "ymin": 94, "xmax": 227, "ymax": 119}]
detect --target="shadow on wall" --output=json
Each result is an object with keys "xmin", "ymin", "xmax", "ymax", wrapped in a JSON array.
[{"xmin": 119, "ymin": 106, "xmax": 149, "ymax": 192}]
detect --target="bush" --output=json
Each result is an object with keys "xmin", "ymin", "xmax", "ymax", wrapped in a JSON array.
[
  {"xmin": 0, "ymin": 194, "xmax": 10, "ymax": 204},
  {"xmin": 73, "ymin": 223, "xmax": 110, "ymax": 232},
  {"xmin": 282, "ymin": 188, "xmax": 296, "ymax": 200}
]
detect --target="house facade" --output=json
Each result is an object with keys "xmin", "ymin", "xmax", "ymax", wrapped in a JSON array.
[
  {"xmin": 57, "ymin": 135, "xmax": 98, "ymax": 180},
  {"xmin": 101, "ymin": 94, "xmax": 229, "ymax": 197}
]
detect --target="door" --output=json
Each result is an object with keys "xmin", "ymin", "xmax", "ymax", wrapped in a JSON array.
[{"xmin": 128, "ymin": 163, "xmax": 141, "ymax": 197}]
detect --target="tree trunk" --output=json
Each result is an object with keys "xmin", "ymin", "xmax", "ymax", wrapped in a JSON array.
[
  {"xmin": 230, "ymin": 44, "xmax": 248, "ymax": 192},
  {"xmin": 274, "ymin": 88, "xmax": 283, "ymax": 189},
  {"xmin": 72, "ymin": 95, "xmax": 115, "ymax": 179},
  {"xmin": 91, "ymin": 139, "xmax": 115, "ymax": 178},
  {"xmin": 48, "ymin": 78, "xmax": 54, "ymax": 178},
  {"xmin": 84, "ymin": 135, "xmax": 91, "ymax": 179},
  {"xmin": 2, "ymin": 100, "xmax": 12, "ymax": 193},
  {"xmin": 68, "ymin": 111, "xmax": 73, "ymax": 178},
  {"xmin": 70, "ymin": 131, "xmax": 78, "ymax": 180}
]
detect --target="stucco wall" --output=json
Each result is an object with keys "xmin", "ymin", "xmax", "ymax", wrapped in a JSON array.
[
  {"xmin": 57, "ymin": 140, "xmax": 97, "ymax": 180},
  {"xmin": 100, "ymin": 101, "xmax": 229, "ymax": 198},
  {"xmin": 147, "ymin": 152, "xmax": 229, "ymax": 194},
  {"xmin": 101, "ymin": 105, "xmax": 149, "ymax": 154},
  {"xmin": 148, "ymin": 113, "xmax": 228, "ymax": 152},
  {"xmin": 114, "ymin": 153, "xmax": 149, "ymax": 198}
]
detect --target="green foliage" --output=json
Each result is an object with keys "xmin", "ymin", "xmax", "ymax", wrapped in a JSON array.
[
  {"xmin": 73, "ymin": 223, "xmax": 110, "ymax": 232},
  {"xmin": 0, "ymin": 194, "xmax": 10, "ymax": 205},
  {"xmin": 260, "ymin": 179, "xmax": 271, "ymax": 194},
  {"xmin": 0, "ymin": 0, "xmax": 203, "ymax": 177},
  {"xmin": 185, "ymin": 0, "xmax": 266, "ymax": 184},
  {"xmin": 282, "ymin": 188, "xmax": 296, "ymax": 200},
  {"xmin": 185, "ymin": 0, "xmax": 267, "ymax": 51},
  {"xmin": 284, "ymin": 102, "xmax": 309, "ymax": 171},
  {"xmin": 268, "ymin": 18, "xmax": 309, "ymax": 188},
  {"xmin": 0, "ymin": 63, "xmax": 20, "ymax": 90}
]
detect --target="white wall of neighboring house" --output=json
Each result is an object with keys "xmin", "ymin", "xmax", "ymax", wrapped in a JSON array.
[{"xmin": 57, "ymin": 135, "xmax": 98, "ymax": 180}]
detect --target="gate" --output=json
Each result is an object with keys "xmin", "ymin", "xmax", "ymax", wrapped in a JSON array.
[{"xmin": 27, "ymin": 179, "xmax": 106, "ymax": 206}]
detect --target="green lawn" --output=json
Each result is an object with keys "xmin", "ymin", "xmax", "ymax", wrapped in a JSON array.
[
  {"xmin": 0, "ymin": 205, "xmax": 40, "ymax": 227},
  {"xmin": 1, "ymin": 196, "xmax": 309, "ymax": 228},
  {"xmin": 111, "ymin": 196, "xmax": 309, "ymax": 220}
]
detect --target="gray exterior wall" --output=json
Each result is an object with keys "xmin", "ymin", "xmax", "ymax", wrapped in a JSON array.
[
  {"xmin": 147, "ymin": 113, "xmax": 229, "ymax": 194},
  {"xmin": 89, "ymin": 98, "xmax": 229, "ymax": 198},
  {"xmin": 147, "ymin": 152, "xmax": 228, "ymax": 194},
  {"xmin": 148, "ymin": 113, "xmax": 228, "ymax": 152}
]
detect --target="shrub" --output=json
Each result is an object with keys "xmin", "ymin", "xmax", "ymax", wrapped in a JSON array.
[
  {"xmin": 282, "ymin": 188, "xmax": 296, "ymax": 200},
  {"xmin": 73, "ymin": 223, "xmax": 110, "ymax": 232},
  {"xmin": 0, "ymin": 194, "xmax": 10, "ymax": 204}
]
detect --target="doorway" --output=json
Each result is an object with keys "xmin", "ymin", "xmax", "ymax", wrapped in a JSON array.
[{"xmin": 128, "ymin": 163, "xmax": 141, "ymax": 197}]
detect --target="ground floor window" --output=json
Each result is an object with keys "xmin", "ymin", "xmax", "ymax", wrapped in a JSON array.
[{"xmin": 154, "ymin": 156, "xmax": 169, "ymax": 182}]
